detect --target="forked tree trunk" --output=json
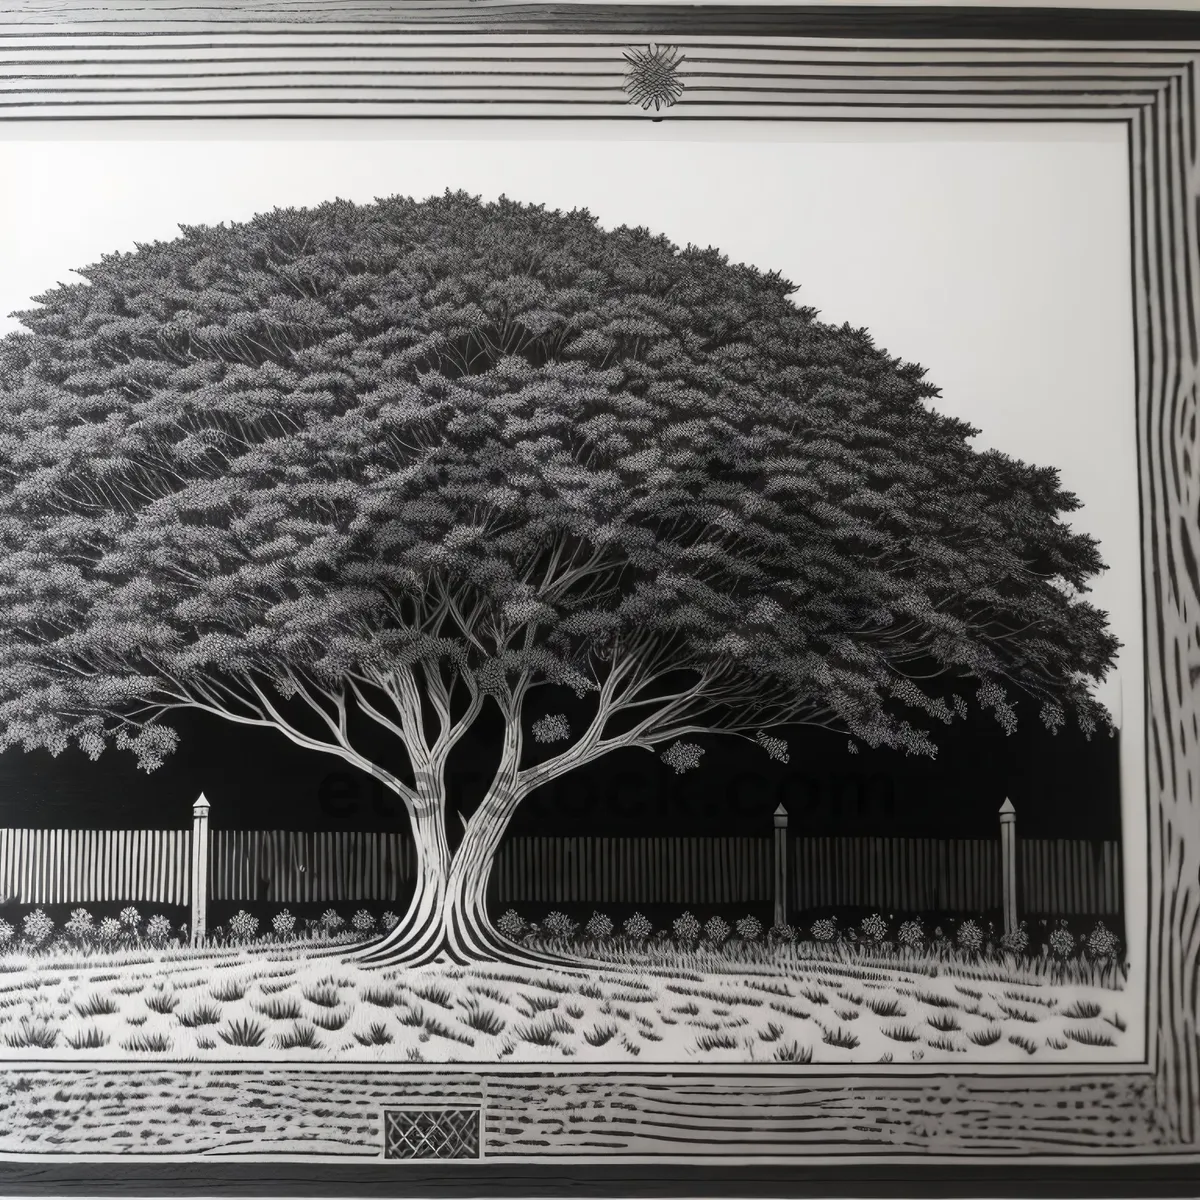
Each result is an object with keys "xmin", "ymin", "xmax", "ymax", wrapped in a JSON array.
[{"xmin": 356, "ymin": 778, "xmax": 566, "ymax": 969}]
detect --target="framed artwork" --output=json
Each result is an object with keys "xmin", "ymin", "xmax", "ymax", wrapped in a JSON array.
[{"xmin": 0, "ymin": 1, "xmax": 1196, "ymax": 1194}]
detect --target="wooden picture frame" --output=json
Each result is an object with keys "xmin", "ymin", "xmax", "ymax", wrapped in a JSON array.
[{"xmin": 0, "ymin": 2, "xmax": 1196, "ymax": 1194}]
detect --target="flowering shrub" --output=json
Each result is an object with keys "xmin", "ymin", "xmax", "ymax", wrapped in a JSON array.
[
  {"xmin": 585, "ymin": 912, "xmax": 614, "ymax": 939},
  {"xmin": 543, "ymin": 911, "xmax": 578, "ymax": 938},
  {"xmin": 119, "ymin": 905, "xmax": 141, "ymax": 931},
  {"xmin": 351, "ymin": 909, "xmax": 376, "ymax": 934},
  {"xmin": 1086, "ymin": 921, "xmax": 1120, "ymax": 960},
  {"xmin": 672, "ymin": 911, "xmax": 701, "ymax": 942},
  {"xmin": 97, "ymin": 916, "xmax": 121, "ymax": 944},
  {"xmin": 861, "ymin": 913, "xmax": 889, "ymax": 943},
  {"xmin": 228, "ymin": 910, "xmax": 259, "ymax": 942},
  {"xmin": 623, "ymin": 912, "xmax": 652, "ymax": 940},
  {"xmin": 320, "ymin": 908, "xmax": 344, "ymax": 933},
  {"xmin": 272, "ymin": 910, "xmax": 296, "ymax": 938},
  {"xmin": 703, "ymin": 916, "xmax": 731, "ymax": 946},
  {"xmin": 0, "ymin": 919, "xmax": 13, "ymax": 947},
  {"xmin": 22, "ymin": 910, "xmax": 53, "ymax": 946},
  {"xmin": 65, "ymin": 908, "xmax": 94, "ymax": 942},
  {"xmin": 810, "ymin": 917, "xmax": 837, "ymax": 942},
  {"xmin": 956, "ymin": 919, "xmax": 984, "ymax": 954},
  {"xmin": 496, "ymin": 909, "xmax": 526, "ymax": 940},
  {"xmin": 1049, "ymin": 923, "xmax": 1076, "ymax": 958},
  {"xmin": 146, "ymin": 914, "xmax": 173, "ymax": 944},
  {"xmin": 735, "ymin": 915, "xmax": 763, "ymax": 942},
  {"xmin": 1000, "ymin": 922, "xmax": 1030, "ymax": 954},
  {"xmin": 768, "ymin": 922, "xmax": 797, "ymax": 944},
  {"xmin": 381, "ymin": 911, "xmax": 400, "ymax": 932},
  {"xmin": 898, "ymin": 918, "xmax": 924, "ymax": 948}
]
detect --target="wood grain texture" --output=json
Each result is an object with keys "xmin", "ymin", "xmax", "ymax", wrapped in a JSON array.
[{"xmin": 0, "ymin": 1065, "xmax": 1165, "ymax": 1158}]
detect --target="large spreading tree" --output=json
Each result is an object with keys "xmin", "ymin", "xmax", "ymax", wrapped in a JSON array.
[{"xmin": 0, "ymin": 192, "xmax": 1118, "ymax": 966}]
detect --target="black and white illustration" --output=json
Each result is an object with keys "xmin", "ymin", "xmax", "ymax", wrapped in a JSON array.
[{"xmin": 0, "ymin": 2, "xmax": 1195, "ymax": 1172}]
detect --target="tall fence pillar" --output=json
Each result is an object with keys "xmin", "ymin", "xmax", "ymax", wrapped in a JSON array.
[
  {"xmin": 773, "ymin": 803, "xmax": 788, "ymax": 929},
  {"xmin": 190, "ymin": 793, "xmax": 210, "ymax": 946},
  {"xmin": 999, "ymin": 797, "xmax": 1017, "ymax": 935}
]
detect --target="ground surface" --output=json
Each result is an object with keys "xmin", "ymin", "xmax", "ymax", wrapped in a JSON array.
[{"xmin": 0, "ymin": 944, "xmax": 1134, "ymax": 1065}]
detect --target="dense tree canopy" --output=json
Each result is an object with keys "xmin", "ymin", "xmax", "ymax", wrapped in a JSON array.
[{"xmin": 0, "ymin": 192, "xmax": 1118, "ymax": 960}]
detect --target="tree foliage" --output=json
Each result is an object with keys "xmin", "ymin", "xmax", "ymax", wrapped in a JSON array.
[{"xmin": 0, "ymin": 192, "xmax": 1117, "ymax": 793}]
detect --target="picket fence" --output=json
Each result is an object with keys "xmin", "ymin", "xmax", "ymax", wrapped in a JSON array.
[{"xmin": 0, "ymin": 823, "xmax": 1123, "ymax": 919}]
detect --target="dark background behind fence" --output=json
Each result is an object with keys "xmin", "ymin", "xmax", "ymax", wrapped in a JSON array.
[{"xmin": 0, "ymin": 827, "xmax": 1124, "ymax": 936}]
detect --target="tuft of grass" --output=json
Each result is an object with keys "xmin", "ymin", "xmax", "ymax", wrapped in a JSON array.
[
  {"xmin": 218, "ymin": 1018, "xmax": 266, "ymax": 1047},
  {"xmin": 521, "ymin": 993, "xmax": 560, "ymax": 1016},
  {"xmin": 178, "ymin": 1002, "xmax": 223, "ymax": 1028},
  {"xmin": 584, "ymin": 1023, "xmax": 618, "ymax": 1047},
  {"xmin": 422, "ymin": 1015, "xmax": 473, "ymax": 1046},
  {"xmin": 4, "ymin": 1017, "xmax": 57, "ymax": 1049},
  {"xmin": 311, "ymin": 1007, "xmax": 350, "ymax": 1032},
  {"xmin": 74, "ymin": 993, "xmax": 118, "ymax": 1018},
  {"xmin": 1008, "ymin": 1033, "xmax": 1039, "ymax": 1055},
  {"xmin": 1062, "ymin": 1000, "xmax": 1103, "ymax": 1020},
  {"xmin": 822, "ymin": 1025, "xmax": 860, "ymax": 1050},
  {"xmin": 927, "ymin": 1012, "xmax": 960, "ymax": 1033},
  {"xmin": 412, "ymin": 982, "xmax": 454, "ymax": 1009},
  {"xmin": 303, "ymin": 983, "xmax": 340, "ymax": 1009},
  {"xmin": 883, "ymin": 1024, "xmax": 922, "ymax": 1043},
  {"xmin": 744, "ymin": 979, "xmax": 792, "ymax": 997},
  {"xmin": 516, "ymin": 1012, "xmax": 573, "ymax": 1047},
  {"xmin": 360, "ymin": 984, "xmax": 397, "ymax": 1008},
  {"xmin": 468, "ymin": 982, "xmax": 509, "ymax": 1005},
  {"xmin": 867, "ymin": 996, "xmax": 905, "ymax": 1018},
  {"xmin": 769, "ymin": 1001, "xmax": 810, "ymax": 1021},
  {"xmin": 695, "ymin": 1032, "xmax": 739, "ymax": 1052},
  {"xmin": 1064, "ymin": 1025, "xmax": 1116, "ymax": 1047},
  {"xmin": 835, "ymin": 1008, "xmax": 860, "ymax": 1022},
  {"xmin": 928, "ymin": 1034, "xmax": 964, "ymax": 1052},
  {"xmin": 1105, "ymin": 1011, "xmax": 1128, "ymax": 1032},
  {"xmin": 774, "ymin": 1040, "xmax": 813, "ymax": 1063},
  {"xmin": 954, "ymin": 984, "xmax": 983, "ymax": 1000},
  {"xmin": 274, "ymin": 1023, "xmax": 322, "ymax": 1050},
  {"xmin": 259, "ymin": 980, "xmax": 293, "ymax": 995},
  {"xmin": 255, "ymin": 994, "xmax": 304, "ymax": 1021},
  {"xmin": 195, "ymin": 1034, "xmax": 216, "ymax": 1050},
  {"xmin": 579, "ymin": 981, "xmax": 604, "ymax": 1000},
  {"xmin": 878, "ymin": 1051, "xmax": 894, "ymax": 1063},
  {"xmin": 565, "ymin": 1003, "xmax": 586, "ymax": 1020},
  {"xmin": 210, "ymin": 978, "xmax": 246, "ymax": 1003},
  {"xmin": 66, "ymin": 1025, "xmax": 109, "ymax": 1049},
  {"xmin": 144, "ymin": 990, "xmax": 179, "ymax": 1015},
  {"xmin": 354, "ymin": 1021, "xmax": 394, "ymax": 1047},
  {"xmin": 968, "ymin": 1025, "xmax": 1003, "ymax": 1046},
  {"xmin": 672, "ymin": 1001, "xmax": 700, "ymax": 1017},
  {"xmin": 122, "ymin": 1031, "xmax": 172, "ymax": 1052},
  {"xmin": 758, "ymin": 1022, "xmax": 785, "ymax": 1043},
  {"xmin": 1046, "ymin": 1036, "xmax": 1069, "ymax": 1050},
  {"xmin": 126, "ymin": 1013, "xmax": 147, "ymax": 1027},
  {"xmin": 914, "ymin": 990, "xmax": 957, "ymax": 1009},
  {"xmin": 459, "ymin": 999, "xmax": 506, "ymax": 1037},
  {"xmin": 397, "ymin": 1004, "xmax": 425, "ymax": 1028},
  {"xmin": 800, "ymin": 987, "xmax": 828, "ymax": 1006},
  {"xmin": 997, "ymin": 1002, "xmax": 1041, "ymax": 1023},
  {"xmin": 113, "ymin": 981, "xmax": 144, "ymax": 995}
]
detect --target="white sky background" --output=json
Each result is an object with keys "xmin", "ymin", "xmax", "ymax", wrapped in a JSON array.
[{"xmin": 0, "ymin": 120, "xmax": 1146, "ymax": 1057}]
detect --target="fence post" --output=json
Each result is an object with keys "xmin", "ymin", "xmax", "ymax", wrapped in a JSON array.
[
  {"xmin": 773, "ymin": 803, "xmax": 788, "ymax": 929},
  {"xmin": 190, "ymin": 793, "xmax": 210, "ymax": 946},
  {"xmin": 999, "ymin": 797, "xmax": 1017, "ymax": 935}
]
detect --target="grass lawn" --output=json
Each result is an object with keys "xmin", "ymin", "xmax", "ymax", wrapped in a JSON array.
[{"xmin": 0, "ymin": 940, "xmax": 1134, "ymax": 1064}]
